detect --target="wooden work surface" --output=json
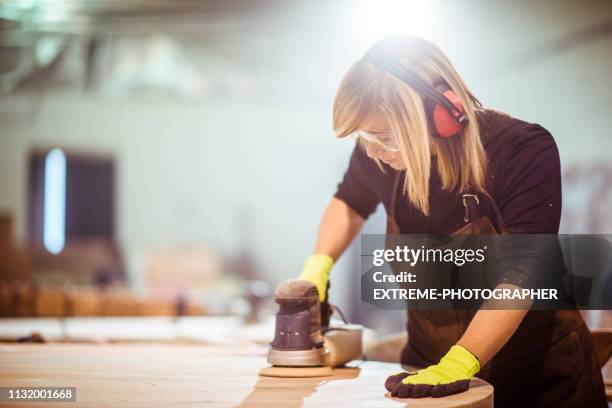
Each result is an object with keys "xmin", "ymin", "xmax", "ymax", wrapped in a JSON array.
[{"xmin": 0, "ymin": 343, "xmax": 493, "ymax": 408}]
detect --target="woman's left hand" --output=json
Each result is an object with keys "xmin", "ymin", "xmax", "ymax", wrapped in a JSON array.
[{"xmin": 385, "ymin": 345, "xmax": 480, "ymax": 398}]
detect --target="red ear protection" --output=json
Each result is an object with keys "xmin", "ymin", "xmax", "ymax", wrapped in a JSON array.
[
  {"xmin": 429, "ymin": 83, "xmax": 466, "ymax": 138},
  {"xmin": 363, "ymin": 49, "xmax": 469, "ymax": 139}
]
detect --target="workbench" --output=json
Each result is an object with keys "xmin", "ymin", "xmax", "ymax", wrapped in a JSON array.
[{"xmin": 0, "ymin": 343, "xmax": 493, "ymax": 407}]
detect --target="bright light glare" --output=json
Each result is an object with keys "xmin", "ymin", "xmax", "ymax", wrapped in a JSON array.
[
  {"xmin": 352, "ymin": 0, "xmax": 434, "ymax": 45},
  {"xmin": 43, "ymin": 148, "xmax": 66, "ymax": 255}
]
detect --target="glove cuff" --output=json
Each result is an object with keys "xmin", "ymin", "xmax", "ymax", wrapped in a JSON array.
[{"xmin": 443, "ymin": 345, "xmax": 481, "ymax": 378}]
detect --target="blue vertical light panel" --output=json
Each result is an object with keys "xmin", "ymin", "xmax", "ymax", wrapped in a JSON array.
[{"xmin": 43, "ymin": 148, "xmax": 67, "ymax": 254}]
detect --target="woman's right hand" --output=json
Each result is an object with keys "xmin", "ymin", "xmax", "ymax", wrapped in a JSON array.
[{"xmin": 298, "ymin": 254, "xmax": 334, "ymax": 302}]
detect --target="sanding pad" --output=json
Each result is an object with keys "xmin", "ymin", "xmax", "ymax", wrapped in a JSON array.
[{"xmin": 259, "ymin": 366, "xmax": 333, "ymax": 378}]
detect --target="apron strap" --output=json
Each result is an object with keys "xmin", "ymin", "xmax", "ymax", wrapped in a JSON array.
[{"xmin": 463, "ymin": 188, "xmax": 507, "ymax": 233}]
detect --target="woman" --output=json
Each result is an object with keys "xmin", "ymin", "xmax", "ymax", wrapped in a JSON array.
[{"xmin": 298, "ymin": 36, "xmax": 607, "ymax": 407}]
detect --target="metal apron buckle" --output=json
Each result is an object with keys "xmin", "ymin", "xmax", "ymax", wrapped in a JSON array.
[{"xmin": 462, "ymin": 193, "xmax": 480, "ymax": 223}]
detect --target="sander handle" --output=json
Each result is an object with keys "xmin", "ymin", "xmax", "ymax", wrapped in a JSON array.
[{"xmin": 320, "ymin": 282, "xmax": 332, "ymax": 331}]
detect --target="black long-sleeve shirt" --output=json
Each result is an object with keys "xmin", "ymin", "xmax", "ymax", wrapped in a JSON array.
[{"xmin": 334, "ymin": 109, "xmax": 562, "ymax": 235}]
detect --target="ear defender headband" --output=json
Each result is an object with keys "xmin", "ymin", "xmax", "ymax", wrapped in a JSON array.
[{"xmin": 363, "ymin": 49, "xmax": 468, "ymax": 138}]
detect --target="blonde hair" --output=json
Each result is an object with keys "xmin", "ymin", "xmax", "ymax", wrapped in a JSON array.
[{"xmin": 333, "ymin": 36, "xmax": 486, "ymax": 216}]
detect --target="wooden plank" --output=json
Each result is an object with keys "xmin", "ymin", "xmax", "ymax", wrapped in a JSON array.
[
  {"xmin": 0, "ymin": 343, "xmax": 493, "ymax": 407},
  {"xmin": 603, "ymin": 358, "xmax": 612, "ymax": 400}
]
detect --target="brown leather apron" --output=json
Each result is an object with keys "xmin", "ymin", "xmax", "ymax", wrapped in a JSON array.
[{"xmin": 385, "ymin": 173, "xmax": 607, "ymax": 408}]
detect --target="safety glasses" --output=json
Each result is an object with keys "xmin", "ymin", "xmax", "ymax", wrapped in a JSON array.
[{"xmin": 349, "ymin": 130, "xmax": 400, "ymax": 152}]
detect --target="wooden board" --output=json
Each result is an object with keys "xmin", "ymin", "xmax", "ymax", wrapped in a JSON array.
[
  {"xmin": 0, "ymin": 343, "xmax": 493, "ymax": 407},
  {"xmin": 259, "ymin": 366, "xmax": 334, "ymax": 377},
  {"xmin": 603, "ymin": 357, "xmax": 612, "ymax": 400}
]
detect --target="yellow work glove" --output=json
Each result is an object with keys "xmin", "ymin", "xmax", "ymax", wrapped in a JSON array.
[
  {"xmin": 298, "ymin": 254, "xmax": 334, "ymax": 302},
  {"xmin": 385, "ymin": 345, "xmax": 480, "ymax": 398}
]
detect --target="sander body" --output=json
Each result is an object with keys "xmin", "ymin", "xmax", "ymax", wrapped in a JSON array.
[{"xmin": 261, "ymin": 279, "xmax": 362, "ymax": 377}]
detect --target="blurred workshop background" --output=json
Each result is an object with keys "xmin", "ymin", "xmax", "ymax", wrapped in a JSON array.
[{"xmin": 0, "ymin": 0, "xmax": 611, "ymax": 342}]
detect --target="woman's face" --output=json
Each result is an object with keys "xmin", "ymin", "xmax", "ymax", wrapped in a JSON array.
[{"xmin": 360, "ymin": 115, "xmax": 407, "ymax": 171}]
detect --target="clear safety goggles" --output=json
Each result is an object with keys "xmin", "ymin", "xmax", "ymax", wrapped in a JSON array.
[{"xmin": 349, "ymin": 130, "xmax": 400, "ymax": 152}]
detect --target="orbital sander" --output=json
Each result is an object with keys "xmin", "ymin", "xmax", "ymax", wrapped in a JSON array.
[{"xmin": 260, "ymin": 279, "xmax": 363, "ymax": 378}]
